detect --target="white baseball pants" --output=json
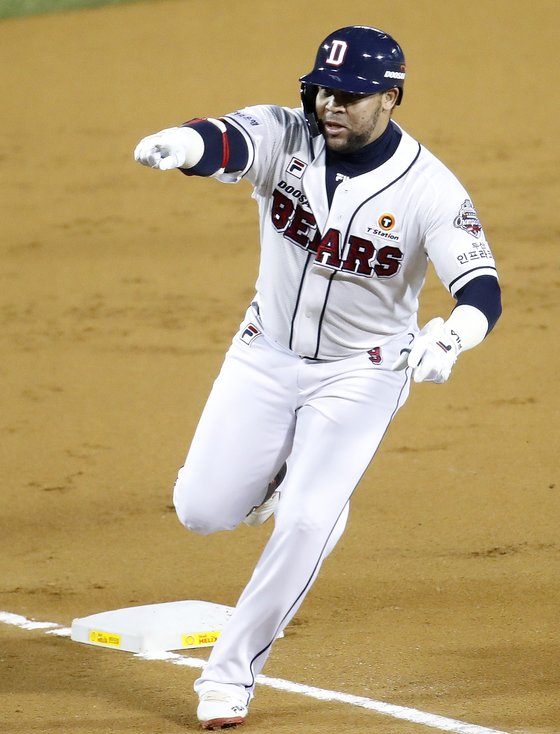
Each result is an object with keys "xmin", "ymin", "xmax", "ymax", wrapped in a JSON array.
[{"xmin": 173, "ymin": 306, "xmax": 411, "ymax": 703}]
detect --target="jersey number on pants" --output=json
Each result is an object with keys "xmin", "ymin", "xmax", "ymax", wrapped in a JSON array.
[{"xmin": 271, "ymin": 188, "xmax": 403, "ymax": 278}]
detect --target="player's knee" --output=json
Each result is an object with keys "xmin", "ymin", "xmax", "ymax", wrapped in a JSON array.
[
  {"xmin": 174, "ymin": 496, "xmax": 224, "ymax": 535},
  {"xmin": 177, "ymin": 512, "xmax": 222, "ymax": 535},
  {"xmin": 173, "ymin": 489, "xmax": 220, "ymax": 535},
  {"xmin": 173, "ymin": 471, "xmax": 237, "ymax": 535}
]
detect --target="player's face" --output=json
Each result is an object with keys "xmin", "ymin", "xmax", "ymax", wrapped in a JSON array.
[{"xmin": 315, "ymin": 87, "xmax": 392, "ymax": 154}]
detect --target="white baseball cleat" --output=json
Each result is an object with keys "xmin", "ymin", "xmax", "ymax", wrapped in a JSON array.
[
  {"xmin": 243, "ymin": 463, "xmax": 287, "ymax": 526},
  {"xmin": 197, "ymin": 690, "xmax": 248, "ymax": 730}
]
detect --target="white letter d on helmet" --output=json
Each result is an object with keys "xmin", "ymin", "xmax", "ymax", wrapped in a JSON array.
[{"xmin": 326, "ymin": 40, "xmax": 348, "ymax": 66}]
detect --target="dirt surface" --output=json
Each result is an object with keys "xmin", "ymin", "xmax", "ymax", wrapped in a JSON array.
[{"xmin": 1, "ymin": 1, "xmax": 558, "ymax": 732}]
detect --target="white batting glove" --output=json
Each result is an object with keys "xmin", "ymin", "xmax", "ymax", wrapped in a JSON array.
[
  {"xmin": 392, "ymin": 317, "xmax": 461, "ymax": 383},
  {"xmin": 134, "ymin": 126, "xmax": 204, "ymax": 171}
]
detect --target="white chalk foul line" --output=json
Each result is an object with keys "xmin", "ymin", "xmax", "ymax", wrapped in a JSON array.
[{"xmin": 0, "ymin": 611, "xmax": 511, "ymax": 734}]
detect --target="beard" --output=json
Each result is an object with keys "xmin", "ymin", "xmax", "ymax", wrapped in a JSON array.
[{"xmin": 319, "ymin": 103, "xmax": 383, "ymax": 155}]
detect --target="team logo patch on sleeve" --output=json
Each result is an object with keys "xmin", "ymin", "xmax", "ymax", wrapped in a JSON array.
[
  {"xmin": 454, "ymin": 199, "xmax": 483, "ymax": 238},
  {"xmin": 286, "ymin": 157, "xmax": 307, "ymax": 179}
]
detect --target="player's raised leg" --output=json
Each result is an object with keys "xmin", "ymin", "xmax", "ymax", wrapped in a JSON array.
[{"xmin": 173, "ymin": 321, "xmax": 298, "ymax": 534}]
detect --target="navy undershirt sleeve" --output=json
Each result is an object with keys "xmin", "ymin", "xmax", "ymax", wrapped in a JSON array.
[
  {"xmin": 224, "ymin": 121, "xmax": 250, "ymax": 172},
  {"xmin": 179, "ymin": 119, "xmax": 249, "ymax": 177},
  {"xmin": 455, "ymin": 275, "xmax": 502, "ymax": 333}
]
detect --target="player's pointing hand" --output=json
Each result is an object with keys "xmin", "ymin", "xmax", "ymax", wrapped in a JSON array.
[{"xmin": 134, "ymin": 127, "xmax": 204, "ymax": 170}]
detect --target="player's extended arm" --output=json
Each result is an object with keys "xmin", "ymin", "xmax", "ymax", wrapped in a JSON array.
[
  {"xmin": 392, "ymin": 275, "xmax": 502, "ymax": 383},
  {"xmin": 134, "ymin": 118, "xmax": 249, "ymax": 175}
]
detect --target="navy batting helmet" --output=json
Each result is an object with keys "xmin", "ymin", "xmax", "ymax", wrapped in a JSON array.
[{"xmin": 300, "ymin": 26, "xmax": 406, "ymax": 135}]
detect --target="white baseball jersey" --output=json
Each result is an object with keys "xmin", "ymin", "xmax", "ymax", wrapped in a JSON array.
[{"xmin": 213, "ymin": 105, "xmax": 496, "ymax": 360}]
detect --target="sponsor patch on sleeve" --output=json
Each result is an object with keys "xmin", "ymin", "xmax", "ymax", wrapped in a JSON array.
[
  {"xmin": 240, "ymin": 323, "xmax": 261, "ymax": 345},
  {"xmin": 231, "ymin": 110, "xmax": 260, "ymax": 127},
  {"xmin": 456, "ymin": 239, "xmax": 495, "ymax": 266}
]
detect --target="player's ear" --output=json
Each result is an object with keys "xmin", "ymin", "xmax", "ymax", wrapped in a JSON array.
[{"xmin": 382, "ymin": 89, "xmax": 399, "ymax": 111}]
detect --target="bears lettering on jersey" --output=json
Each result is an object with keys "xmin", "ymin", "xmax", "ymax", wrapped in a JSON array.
[{"xmin": 271, "ymin": 186, "xmax": 404, "ymax": 279}]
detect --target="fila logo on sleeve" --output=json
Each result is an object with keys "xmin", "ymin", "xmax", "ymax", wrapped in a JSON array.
[{"xmin": 240, "ymin": 323, "xmax": 261, "ymax": 345}]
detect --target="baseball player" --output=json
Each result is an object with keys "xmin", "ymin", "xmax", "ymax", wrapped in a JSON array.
[{"xmin": 134, "ymin": 26, "xmax": 501, "ymax": 730}]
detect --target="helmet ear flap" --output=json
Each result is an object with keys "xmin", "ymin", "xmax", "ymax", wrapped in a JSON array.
[{"xmin": 300, "ymin": 83, "xmax": 320, "ymax": 137}]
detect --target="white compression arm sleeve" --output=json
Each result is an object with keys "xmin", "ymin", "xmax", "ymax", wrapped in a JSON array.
[
  {"xmin": 175, "ymin": 126, "xmax": 205, "ymax": 169},
  {"xmin": 444, "ymin": 304, "xmax": 489, "ymax": 352}
]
